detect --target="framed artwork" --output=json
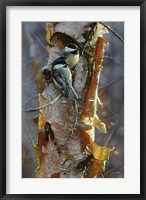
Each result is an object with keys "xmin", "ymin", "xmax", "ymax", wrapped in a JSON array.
[{"xmin": 0, "ymin": 0, "xmax": 145, "ymax": 199}]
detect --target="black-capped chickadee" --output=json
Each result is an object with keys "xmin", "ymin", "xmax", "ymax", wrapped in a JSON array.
[
  {"xmin": 53, "ymin": 43, "xmax": 80, "ymax": 70},
  {"xmin": 41, "ymin": 43, "xmax": 80, "ymax": 79},
  {"xmin": 51, "ymin": 59, "xmax": 78, "ymax": 101}
]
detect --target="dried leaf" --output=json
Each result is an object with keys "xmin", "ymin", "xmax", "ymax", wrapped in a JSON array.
[
  {"xmin": 88, "ymin": 142, "xmax": 111, "ymax": 161},
  {"xmin": 79, "ymin": 129, "xmax": 112, "ymax": 161}
]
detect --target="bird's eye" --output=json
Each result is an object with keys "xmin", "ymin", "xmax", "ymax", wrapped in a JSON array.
[{"xmin": 67, "ymin": 44, "xmax": 77, "ymax": 50}]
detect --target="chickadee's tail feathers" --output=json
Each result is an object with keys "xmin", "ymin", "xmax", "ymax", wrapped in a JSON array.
[{"xmin": 67, "ymin": 85, "xmax": 78, "ymax": 101}]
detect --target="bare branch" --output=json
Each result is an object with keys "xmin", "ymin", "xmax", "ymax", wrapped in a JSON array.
[
  {"xmin": 104, "ymin": 55, "xmax": 124, "ymax": 64},
  {"xmin": 29, "ymin": 27, "xmax": 47, "ymax": 49},
  {"xmin": 22, "ymin": 94, "xmax": 40, "ymax": 106},
  {"xmin": 23, "ymin": 120, "xmax": 35, "ymax": 147},
  {"xmin": 23, "ymin": 93, "xmax": 62, "ymax": 112},
  {"xmin": 104, "ymin": 162, "xmax": 124, "ymax": 176},
  {"xmin": 104, "ymin": 106, "xmax": 124, "ymax": 146},
  {"xmin": 80, "ymin": 22, "xmax": 97, "ymax": 55},
  {"xmin": 99, "ymin": 22, "xmax": 124, "ymax": 43},
  {"xmin": 22, "ymin": 54, "xmax": 47, "ymax": 67},
  {"xmin": 99, "ymin": 76, "xmax": 124, "ymax": 89},
  {"xmin": 22, "ymin": 152, "xmax": 30, "ymax": 164}
]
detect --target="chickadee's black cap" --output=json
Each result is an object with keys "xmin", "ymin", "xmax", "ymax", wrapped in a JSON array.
[{"xmin": 67, "ymin": 43, "xmax": 79, "ymax": 50}]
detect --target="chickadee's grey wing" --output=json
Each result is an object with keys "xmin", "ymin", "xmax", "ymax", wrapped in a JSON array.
[
  {"xmin": 53, "ymin": 72, "xmax": 68, "ymax": 91},
  {"xmin": 53, "ymin": 66, "xmax": 71, "ymax": 82},
  {"xmin": 57, "ymin": 74, "xmax": 78, "ymax": 101},
  {"xmin": 53, "ymin": 68, "xmax": 78, "ymax": 100}
]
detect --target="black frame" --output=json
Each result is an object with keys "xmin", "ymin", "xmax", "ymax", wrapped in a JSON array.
[{"xmin": 0, "ymin": 0, "xmax": 145, "ymax": 199}]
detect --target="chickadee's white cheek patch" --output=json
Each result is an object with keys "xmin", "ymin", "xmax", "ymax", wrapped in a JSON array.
[{"xmin": 22, "ymin": 21, "xmax": 124, "ymax": 179}]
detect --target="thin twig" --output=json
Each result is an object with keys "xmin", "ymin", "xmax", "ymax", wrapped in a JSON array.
[
  {"xmin": 99, "ymin": 76, "xmax": 124, "ymax": 97},
  {"xmin": 23, "ymin": 93, "xmax": 62, "ymax": 112},
  {"xmin": 108, "ymin": 107, "xmax": 118, "ymax": 116},
  {"xmin": 99, "ymin": 76, "xmax": 124, "ymax": 89},
  {"xmin": 99, "ymin": 22, "xmax": 124, "ymax": 43},
  {"xmin": 23, "ymin": 120, "xmax": 35, "ymax": 147},
  {"xmin": 104, "ymin": 55, "xmax": 124, "ymax": 64},
  {"xmin": 22, "ymin": 94, "xmax": 40, "ymax": 106},
  {"xmin": 22, "ymin": 79, "xmax": 35, "ymax": 87},
  {"xmin": 104, "ymin": 115, "xmax": 118, "ymax": 122},
  {"xmin": 22, "ymin": 54, "xmax": 47, "ymax": 67},
  {"xmin": 22, "ymin": 152, "xmax": 30, "ymax": 163},
  {"xmin": 104, "ymin": 162, "xmax": 124, "ymax": 176},
  {"xmin": 29, "ymin": 27, "xmax": 47, "ymax": 49},
  {"xmin": 104, "ymin": 106, "xmax": 124, "ymax": 146},
  {"xmin": 80, "ymin": 22, "xmax": 97, "ymax": 55}
]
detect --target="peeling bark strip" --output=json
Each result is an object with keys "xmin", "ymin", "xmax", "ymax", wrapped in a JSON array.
[
  {"xmin": 78, "ymin": 37, "xmax": 114, "ymax": 167},
  {"xmin": 80, "ymin": 37, "xmax": 108, "ymax": 133}
]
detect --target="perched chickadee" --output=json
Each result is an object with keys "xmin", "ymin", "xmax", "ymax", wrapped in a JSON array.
[
  {"xmin": 53, "ymin": 43, "xmax": 80, "ymax": 70},
  {"xmin": 51, "ymin": 59, "xmax": 78, "ymax": 101}
]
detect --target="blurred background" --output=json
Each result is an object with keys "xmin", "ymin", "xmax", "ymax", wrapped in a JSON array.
[{"xmin": 22, "ymin": 22, "xmax": 124, "ymax": 178}]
